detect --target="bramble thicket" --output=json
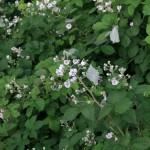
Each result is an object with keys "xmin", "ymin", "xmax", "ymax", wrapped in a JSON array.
[{"xmin": 0, "ymin": 0, "xmax": 150, "ymax": 150}]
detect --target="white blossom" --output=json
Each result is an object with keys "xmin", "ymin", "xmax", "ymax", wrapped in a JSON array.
[
  {"xmin": 66, "ymin": 23, "xmax": 72, "ymax": 30},
  {"xmin": 73, "ymin": 59, "xmax": 79, "ymax": 64},
  {"xmin": 70, "ymin": 76, "xmax": 77, "ymax": 82},
  {"xmin": 130, "ymin": 22, "xmax": 134, "ymax": 27},
  {"xmin": 44, "ymin": 0, "xmax": 49, "ymax": 4},
  {"xmin": 56, "ymin": 69, "xmax": 64, "ymax": 76},
  {"xmin": 106, "ymin": 132, "xmax": 114, "ymax": 139},
  {"xmin": 64, "ymin": 60, "xmax": 70, "ymax": 65},
  {"xmin": 117, "ymin": 5, "xmax": 122, "ymax": 12},
  {"xmin": 111, "ymin": 78, "xmax": 119, "ymax": 85},
  {"xmin": 5, "ymin": 84, "xmax": 11, "ymax": 89},
  {"xmin": 64, "ymin": 81, "xmax": 71, "ymax": 88},
  {"xmin": 47, "ymin": 3, "xmax": 53, "ymax": 8},
  {"xmin": 69, "ymin": 68, "xmax": 77, "ymax": 76}
]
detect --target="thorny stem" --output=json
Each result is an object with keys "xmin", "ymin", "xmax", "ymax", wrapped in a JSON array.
[
  {"xmin": 108, "ymin": 115, "xmax": 124, "ymax": 137},
  {"xmin": 78, "ymin": 77, "xmax": 101, "ymax": 107}
]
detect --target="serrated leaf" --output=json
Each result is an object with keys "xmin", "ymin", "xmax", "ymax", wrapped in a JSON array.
[
  {"xmin": 131, "ymin": 137, "xmax": 150, "ymax": 150},
  {"xmin": 63, "ymin": 107, "xmax": 80, "ymax": 121},
  {"xmin": 70, "ymin": 132, "xmax": 83, "ymax": 146},
  {"xmin": 99, "ymin": 103, "xmax": 113, "ymax": 119},
  {"xmin": 115, "ymin": 98, "xmax": 132, "ymax": 114},
  {"xmin": 74, "ymin": 0, "xmax": 83, "ymax": 7},
  {"xmin": 122, "ymin": 109, "xmax": 137, "ymax": 124},
  {"xmin": 81, "ymin": 105, "xmax": 95, "ymax": 120},
  {"xmin": 35, "ymin": 98, "xmax": 45, "ymax": 111}
]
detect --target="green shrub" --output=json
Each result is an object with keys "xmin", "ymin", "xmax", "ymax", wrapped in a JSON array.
[{"xmin": 0, "ymin": 0, "xmax": 150, "ymax": 149}]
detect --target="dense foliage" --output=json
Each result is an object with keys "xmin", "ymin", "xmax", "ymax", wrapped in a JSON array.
[{"xmin": 0, "ymin": 0, "xmax": 150, "ymax": 149}]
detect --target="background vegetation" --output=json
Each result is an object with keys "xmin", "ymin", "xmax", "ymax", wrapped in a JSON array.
[{"xmin": 0, "ymin": 0, "xmax": 150, "ymax": 149}]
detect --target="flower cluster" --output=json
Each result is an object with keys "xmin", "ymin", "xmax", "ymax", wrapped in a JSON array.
[
  {"xmin": 5, "ymin": 47, "xmax": 30, "ymax": 68},
  {"xmin": 82, "ymin": 130, "xmax": 96, "ymax": 146},
  {"xmin": 60, "ymin": 120, "xmax": 74, "ymax": 132},
  {"xmin": 93, "ymin": 0, "xmax": 113, "ymax": 13},
  {"xmin": 5, "ymin": 79, "xmax": 28, "ymax": 99},
  {"xmin": 1, "ymin": 15, "xmax": 21, "ymax": 34},
  {"xmin": 52, "ymin": 51, "xmax": 87, "ymax": 90},
  {"xmin": 93, "ymin": 0, "xmax": 122, "ymax": 13},
  {"xmin": 105, "ymin": 132, "xmax": 118, "ymax": 141},
  {"xmin": 15, "ymin": 0, "xmax": 60, "ymax": 16},
  {"xmin": 104, "ymin": 61, "xmax": 130, "ymax": 86},
  {"xmin": 36, "ymin": 0, "xmax": 60, "ymax": 12}
]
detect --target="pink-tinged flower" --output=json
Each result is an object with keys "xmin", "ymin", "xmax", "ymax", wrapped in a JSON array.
[
  {"xmin": 56, "ymin": 69, "xmax": 64, "ymax": 76},
  {"xmin": 44, "ymin": 0, "xmax": 49, "ymax": 4},
  {"xmin": 97, "ymin": 0, "xmax": 103, "ymax": 2},
  {"xmin": 69, "ymin": 68, "xmax": 77, "ymax": 76},
  {"xmin": 64, "ymin": 60, "xmax": 70, "ymax": 65},
  {"xmin": 47, "ymin": 3, "xmax": 53, "ymax": 8},
  {"xmin": 64, "ymin": 81, "xmax": 71, "ymax": 88},
  {"xmin": 81, "ymin": 60, "xmax": 86, "ymax": 66},
  {"xmin": 70, "ymin": 76, "xmax": 77, "ymax": 82},
  {"xmin": 59, "ymin": 64, "xmax": 64, "ymax": 70},
  {"xmin": 97, "ymin": 5, "xmax": 103, "ymax": 10},
  {"xmin": 106, "ymin": 132, "xmax": 113, "ymax": 139},
  {"xmin": 111, "ymin": 78, "xmax": 119, "ymax": 85},
  {"xmin": 39, "ymin": 3, "xmax": 46, "ymax": 10},
  {"xmin": 66, "ymin": 23, "xmax": 72, "ymax": 30},
  {"xmin": 73, "ymin": 59, "xmax": 79, "ymax": 64}
]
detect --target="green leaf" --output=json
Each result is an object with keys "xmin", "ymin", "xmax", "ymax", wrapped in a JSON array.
[
  {"xmin": 99, "ymin": 103, "xmax": 113, "ymax": 120},
  {"xmin": 93, "ymin": 143, "xmax": 103, "ymax": 150},
  {"xmin": 69, "ymin": 35, "xmax": 75, "ymax": 45},
  {"xmin": 102, "ymin": 14, "xmax": 117, "ymax": 26},
  {"xmin": 108, "ymin": 90, "xmax": 127, "ymax": 104},
  {"xmin": 128, "ymin": 5, "xmax": 135, "ymax": 16},
  {"xmin": 31, "ymin": 87, "xmax": 40, "ymax": 99},
  {"xmin": 135, "ymin": 85, "xmax": 150, "ymax": 95},
  {"xmin": 74, "ymin": 0, "xmax": 83, "ymax": 7},
  {"xmin": 96, "ymin": 31, "xmax": 109, "ymax": 43},
  {"xmin": 63, "ymin": 107, "xmax": 80, "ymax": 121},
  {"xmin": 100, "ymin": 45, "xmax": 115, "ymax": 55},
  {"xmin": 69, "ymin": 132, "xmax": 83, "ymax": 146},
  {"xmin": 93, "ymin": 22, "xmax": 108, "ymax": 31},
  {"xmin": 143, "ymin": 3, "xmax": 150, "ymax": 16},
  {"xmin": 146, "ymin": 72, "xmax": 150, "ymax": 83},
  {"xmin": 121, "ymin": 35, "xmax": 131, "ymax": 47},
  {"xmin": 35, "ymin": 98, "xmax": 45, "ymax": 111},
  {"xmin": 145, "ymin": 36, "xmax": 150, "ymax": 44},
  {"xmin": 115, "ymin": 98, "xmax": 132, "ymax": 114},
  {"xmin": 122, "ymin": 109, "xmax": 137, "ymax": 124},
  {"xmin": 131, "ymin": 137, "xmax": 150, "ymax": 150},
  {"xmin": 128, "ymin": 45, "xmax": 139, "ymax": 58},
  {"xmin": 0, "ymin": 59, "xmax": 8, "ymax": 71},
  {"xmin": 146, "ymin": 24, "xmax": 150, "ymax": 35},
  {"xmin": 49, "ymin": 117, "xmax": 60, "ymax": 132},
  {"xmin": 81, "ymin": 104, "xmax": 95, "ymax": 120},
  {"xmin": 121, "ymin": 132, "xmax": 131, "ymax": 146}
]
